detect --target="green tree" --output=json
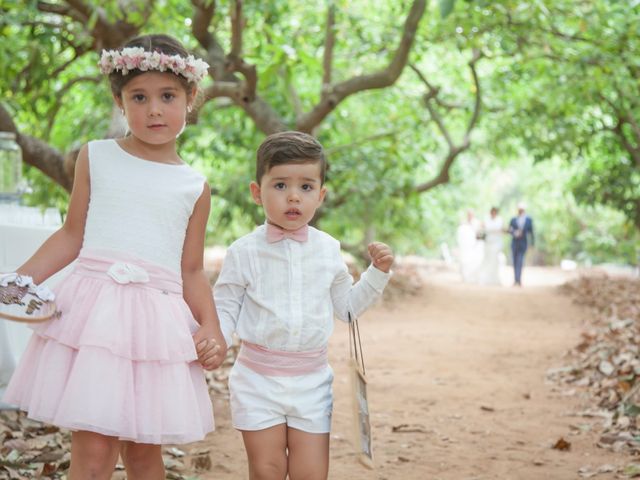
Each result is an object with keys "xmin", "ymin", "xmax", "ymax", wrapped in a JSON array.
[
  {"xmin": 0, "ymin": 0, "xmax": 426, "ymax": 191},
  {"xmin": 1, "ymin": 0, "xmax": 636, "ymax": 264},
  {"xmin": 451, "ymin": 0, "xmax": 640, "ymax": 229}
]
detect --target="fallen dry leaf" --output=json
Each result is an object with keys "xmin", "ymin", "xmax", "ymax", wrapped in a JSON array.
[
  {"xmin": 391, "ymin": 424, "xmax": 430, "ymax": 434},
  {"xmin": 191, "ymin": 452, "xmax": 212, "ymax": 472},
  {"xmin": 552, "ymin": 437, "xmax": 571, "ymax": 451},
  {"xmin": 551, "ymin": 274, "xmax": 640, "ymax": 454}
]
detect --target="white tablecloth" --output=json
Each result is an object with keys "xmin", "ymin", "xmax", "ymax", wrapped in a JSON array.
[{"xmin": 0, "ymin": 223, "xmax": 69, "ymax": 407}]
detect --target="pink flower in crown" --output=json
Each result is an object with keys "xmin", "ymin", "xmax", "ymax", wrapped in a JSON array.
[
  {"xmin": 147, "ymin": 51, "xmax": 162, "ymax": 71},
  {"xmin": 115, "ymin": 55, "xmax": 128, "ymax": 74},
  {"xmin": 121, "ymin": 47, "xmax": 143, "ymax": 71},
  {"xmin": 99, "ymin": 54, "xmax": 112, "ymax": 74},
  {"xmin": 169, "ymin": 56, "xmax": 177, "ymax": 69},
  {"xmin": 159, "ymin": 54, "xmax": 172, "ymax": 72},
  {"xmin": 139, "ymin": 52, "xmax": 154, "ymax": 72}
]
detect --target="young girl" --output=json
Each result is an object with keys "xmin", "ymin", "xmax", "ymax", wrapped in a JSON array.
[
  {"xmin": 1, "ymin": 34, "xmax": 227, "ymax": 479},
  {"xmin": 214, "ymin": 131, "xmax": 394, "ymax": 480}
]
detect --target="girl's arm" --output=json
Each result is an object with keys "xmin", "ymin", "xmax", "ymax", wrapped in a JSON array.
[
  {"xmin": 182, "ymin": 182, "xmax": 227, "ymax": 370},
  {"xmin": 16, "ymin": 144, "xmax": 90, "ymax": 284}
]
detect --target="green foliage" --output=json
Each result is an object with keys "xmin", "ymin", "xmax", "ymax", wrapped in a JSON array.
[
  {"xmin": 1, "ymin": 0, "xmax": 637, "ymax": 268},
  {"xmin": 455, "ymin": 0, "xmax": 640, "ymax": 231},
  {"xmin": 570, "ymin": 138, "xmax": 640, "ymax": 230},
  {"xmin": 439, "ymin": 0, "xmax": 457, "ymax": 18}
]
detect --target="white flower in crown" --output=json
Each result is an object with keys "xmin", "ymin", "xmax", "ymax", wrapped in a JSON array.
[{"xmin": 99, "ymin": 47, "xmax": 209, "ymax": 83}]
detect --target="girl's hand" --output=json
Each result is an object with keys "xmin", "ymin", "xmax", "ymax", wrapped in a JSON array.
[
  {"xmin": 368, "ymin": 241, "xmax": 394, "ymax": 273},
  {"xmin": 193, "ymin": 325, "xmax": 228, "ymax": 371}
]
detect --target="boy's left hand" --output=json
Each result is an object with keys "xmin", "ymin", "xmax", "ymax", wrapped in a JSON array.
[{"xmin": 368, "ymin": 241, "xmax": 394, "ymax": 273}]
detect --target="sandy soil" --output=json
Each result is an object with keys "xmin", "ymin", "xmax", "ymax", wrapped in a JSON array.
[{"xmin": 179, "ymin": 264, "xmax": 628, "ymax": 479}]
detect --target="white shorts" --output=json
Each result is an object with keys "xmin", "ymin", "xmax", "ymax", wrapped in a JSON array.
[{"xmin": 228, "ymin": 361, "xmax": 334, "ymax": 433}]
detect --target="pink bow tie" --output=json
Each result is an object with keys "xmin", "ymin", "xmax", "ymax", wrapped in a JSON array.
[{"xmin": 266, "ymin": 224, "xmax": 309, "ymax": 243}]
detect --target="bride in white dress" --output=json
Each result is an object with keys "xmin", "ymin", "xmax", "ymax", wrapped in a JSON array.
[
  {"xmin": 456, "ymin": 210, "xmax": 483, "ymax": 283},
  {"xmin": 477, "ymin": 207, "xmax": 504, "ymax": 285}
]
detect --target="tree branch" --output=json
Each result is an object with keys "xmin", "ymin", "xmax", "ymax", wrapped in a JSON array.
[
  {"xmin": 409, "ymin": 63, "xmax": 467, "ymax": 109},
  {"xmin": 600, "ymin": 90, "xmax": 640, "ymax": 166},
  {"xmin": 48, "ymin": 47, "xmax": 90, "ymax": 82},
  {"xmin": 296, "ymin": 0, "xmax": 426, "ymax": 133},
  {"xmin": 412, "ymin": 50, "xmax": 484, "ymax": 194},
  {"xmin": 0, "ymin": 104, "xmax": 72, "ymax": 191},
  {"xmin": 242, "ymin": 98, "xmax": 288, "ymax": 133},
  {"xmin": 192, "ymin": 0, "xmax": 231, "ymax": 82},
  {"xmin": 614, "ymin": 120, "xmax": 640, "ymax": 168},
  {"xmin": 287, "ymin": 74, "xmax": 304, "ymax": 119},
  {"xmin": 321, "ymin": 3, "xmax": 336, "ymax": 95},
  {"xmin": 229, "ymin": 0, "xmax": 243, "ymax": 59},
  {"xmin": 37, "ymin": 1, "xmax": 84, "ymax": 23},
  {"xmin": 191, "ymin": 0, "xmax": 216, "ymax": 51},
  {"xmin": 464, "ymin": 48, "xmax": 483, "ymax": 140},
  {"xmin": 414, "ymin": 148, "xmax": 461, "ymax": 193},
  {"xmin": 191, "ymin": 0, "xmax": 269, "ymax": 128},
  {"xmin": 626, "ymin": 115, "xmax": 640, "ymax": 146},
  {"xmin": 39, "ymin": 0, "xmax": 139, "ymax": 51},
  {"xmin": 204, "ymin": 82, "xmax": 243, "ymax": 99},
  {"xmin": 46, "ymin": 76, "xmax": 102, "ymax": 135},
  {"xmin": 64, "ymin": 0, "xmax": 92, "ymax": 20},
  {"xmin": 225, "ymin": 1, "xmax": 256, "ymax": 103},
  {"xmin": 325, "ymin": 130, "xmax": 401, "ymax": 154},
  {"xmin": 192, "ymin": 0, "xmax": 257, "ymax": 105},
  {"xmin": 411, "ymin": 64, "xmax": 454, "ymax": 149},
  {"xmin": 201, "ymin": 84, "xmax": 286, "ymax": 132}
]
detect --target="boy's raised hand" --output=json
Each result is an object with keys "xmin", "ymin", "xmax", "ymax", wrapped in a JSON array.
[{"xmin": 368, "ymin": 241, "xmax": 394, "ymax": 273}]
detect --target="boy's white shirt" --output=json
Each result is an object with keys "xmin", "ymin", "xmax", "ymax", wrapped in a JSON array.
[{"xmin": 214, "ymin": 224, "xmax": 390, "ymax": 352}]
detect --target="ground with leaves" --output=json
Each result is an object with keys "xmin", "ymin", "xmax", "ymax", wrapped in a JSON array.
[
  {"xmin": 197, "ymin": 262, "xmax": 635, "ymax": 480},
  {"xmin": 1, "ymin": 260, "xmax": 637, "ymax": 479}
]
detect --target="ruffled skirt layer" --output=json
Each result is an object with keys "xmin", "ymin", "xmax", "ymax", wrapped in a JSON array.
[{"xmin": 3, "ymin": 248, "xmax": 214, "ymax": 444}]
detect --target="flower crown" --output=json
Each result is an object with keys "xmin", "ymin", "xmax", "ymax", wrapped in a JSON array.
[{"xmin": 99, "ymin": 47, "xmax": 209, "ymax": 83}]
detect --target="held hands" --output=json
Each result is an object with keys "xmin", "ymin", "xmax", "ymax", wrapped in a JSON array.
[
  {"xmin": 368, "ymin": 241, "xmax": 394, "ymax": 273},
  {"xmin": 193, "ymin": 325, "xmax": 228, "ymax": 371}
]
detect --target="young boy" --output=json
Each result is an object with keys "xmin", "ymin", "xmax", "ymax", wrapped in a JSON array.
[{"xmin": 214, "ymin": 131, "xmax": 393, "ymax": 480}]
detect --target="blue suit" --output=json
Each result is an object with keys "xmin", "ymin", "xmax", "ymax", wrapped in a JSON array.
[{"xmin": 508, "ymin": 215, "xmax": 534, "ymax": 285}]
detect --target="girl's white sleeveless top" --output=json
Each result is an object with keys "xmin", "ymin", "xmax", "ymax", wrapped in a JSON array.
[{"xmin": 82, "ymin": 139, "xmax": 206, "ymax": 273}]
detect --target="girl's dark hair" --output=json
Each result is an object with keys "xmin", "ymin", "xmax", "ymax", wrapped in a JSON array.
[
  {"xmin": 256, "ymin": 131, "xmax": 327, "ymax": 184},
  {"xmin": 108, "ymin": 34, "xmax": 194, "ymax": 98}
]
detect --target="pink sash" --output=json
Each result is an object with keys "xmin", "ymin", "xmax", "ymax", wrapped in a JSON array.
[
  {"xmin": 237, "ymin": 341, "xmax": 328, "ymax": 376},
  {"xmin": 73, "ymin": 249, "xmax": 182, "ymax": 295}
]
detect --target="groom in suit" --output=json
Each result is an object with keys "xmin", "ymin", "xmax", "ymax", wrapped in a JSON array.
[{"xmin": 508, "ymin": 203, "xmax": 534, "ymax": 286}]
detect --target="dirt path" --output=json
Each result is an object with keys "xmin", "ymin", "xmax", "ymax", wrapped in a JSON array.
[{"xmin": 190, "ymin": 265, "xmax": 627, "ymax": 479}]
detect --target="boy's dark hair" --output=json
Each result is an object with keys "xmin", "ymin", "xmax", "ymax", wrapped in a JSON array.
[
  {"xmin": 108, "ymin": 34, "xmax": 194, "ymax": 98},
  {"xmin": 256, "ymin": 131, "xmax": 327, "ymax": 184}
]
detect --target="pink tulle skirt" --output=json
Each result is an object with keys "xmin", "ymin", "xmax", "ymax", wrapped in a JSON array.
[{"xmin": 2, "ymin": 248, "xmax": 214, "ymax": 444}]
